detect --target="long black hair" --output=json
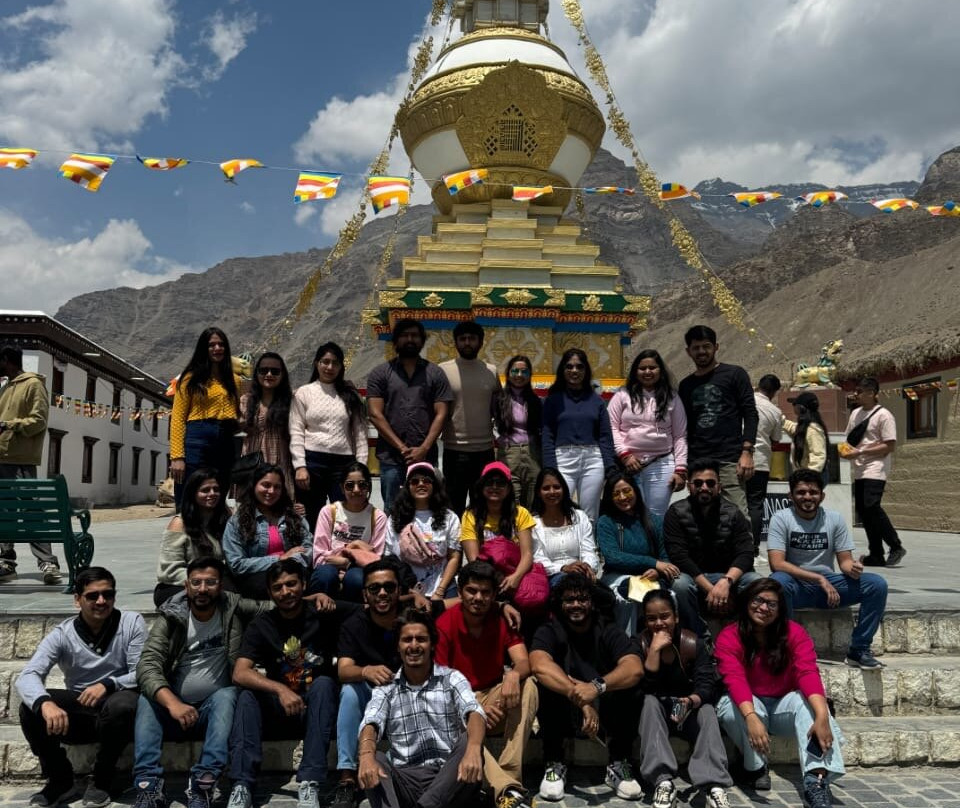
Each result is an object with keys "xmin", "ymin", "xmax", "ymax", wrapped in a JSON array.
[
  {"xmin": 626, "ymin": 349, "xmax": 675, "ymax": 422},
  {"xmin": 548, "ymin": 348, "xmax": 593, "ymax": 395},
  {"xmin": 737, "ymin": 578, "xmax": 790, "ymax": 675},
  {"xmin": 530, "ymin": 467, "xmax": 577, "ymax": 522},
  {"xmin": 468, "ymin": 467, "xmax": 518, "ymax": 541},
  {"xmin": 180, "ymin": 327, "xmax": 239, "ymax": 403},
  {"xmin": 792, "ymin": 399, "xmax": 829, "ymax": 467},
  {"xmin": 179, "ymin": 468, "xmax": 230, "ymax": 555},
  {"xmin": 495, "ymin": 355, "xmax": 542, "ymax": 438},
  {"xmin": 245, "ymin": 352, "xmax": 293, "ymax": 431},
  {"xmin": 236, "ymin": 464, "xmax": 303, "ymax": 547},
  {"xmin": 599, "ymin": 471, "xmax": 656, "ymax": 542},
  {"xmin": 390, "ymin": 465, "xmax": 450, "ymax": 532},
  {"xmin": 308, "ymin": 342, "xmax": 365, "ymax": 453}
]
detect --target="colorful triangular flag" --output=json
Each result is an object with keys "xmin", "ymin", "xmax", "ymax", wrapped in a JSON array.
[
  {"xmin": 658, "ymin": 183, "xmax": 700, "ymax": 201},
  {"xmin": 220, "ymin": 158, "xmax": 264, "ymax": 182},
  {"xmin": 59, "ymin": 153, "xmax": 115, "ymax": 192},
  {"xmin": 512, "ymin": 185, "xmax": 552, "ymax": 202},
  {"xmin": 0, "ymin": 148, "xmax": 38, "ymax": 170},
  {"xmin": 137, "ymin": 155, "xmax": 189, "ymax": 171},
  {"xmin": 368, "ymin": 176, "xmax": 411, "ymax": 213},
  {"xmin": 294, "ymin": 172, "xmax": 341, "ymax": 203},
  {"xmin": 443, "ymin": 168, "xmax": 489, "ymax": 195}
]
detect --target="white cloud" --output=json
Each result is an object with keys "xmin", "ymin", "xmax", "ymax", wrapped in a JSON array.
[
  {"xmin": 0, "ymin": 210, "xmax": 196, "ymax": 311},
  {"xmin": 0, "ymin": 0, "xmax": 184, "ymax": 149},
  {"xmin": 239, "ymin": 201, "xmax": 256, "ymax": 214},
  {"xmin": 202, "ymin": 10, "xmax": 258, "ymax": 81}
]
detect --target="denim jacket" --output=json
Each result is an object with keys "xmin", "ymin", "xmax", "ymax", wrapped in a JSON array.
[{"xmin": 222, "ymin": 511, "xmax": 312, "ymax": 576}]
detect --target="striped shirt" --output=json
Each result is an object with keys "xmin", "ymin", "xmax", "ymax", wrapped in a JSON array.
[{"xmin": 360, "ymin": 663, "xmax": 484, "ymax": 767}]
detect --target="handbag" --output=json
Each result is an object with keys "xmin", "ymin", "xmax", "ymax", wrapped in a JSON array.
[
  {"xmin": 477, "ymin": 535, "xmax": 550, "ymax": 612},
  {"xmin": 397, "ymin": 523, "xmax": 443, "ymax": 567},
  {"xmin": 231, "ymin": 451, "xmax": 264, "ymax": 485},
  {"xmin": 846, "ymin": 407, "xmax": 882, "ymax": 447}
]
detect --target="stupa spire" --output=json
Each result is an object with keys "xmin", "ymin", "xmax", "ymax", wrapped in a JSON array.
[{"xmin": 453, "ymin": 0, "xmax": 549, "ymax": 34}]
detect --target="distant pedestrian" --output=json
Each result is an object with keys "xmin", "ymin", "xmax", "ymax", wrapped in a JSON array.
[
  {"xmin": 783, "ymin": 391, "xmax": 828, "ymax": 482},
  {"xmin": 746, "ymin": 374, "xmax": 782, "ymax": 553}
]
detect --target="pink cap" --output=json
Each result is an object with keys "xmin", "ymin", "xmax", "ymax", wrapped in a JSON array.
[
  {"xmin": 405, "ymin": 462, "xmax": 437, "ymax": 480},
  {"xmin": 480, "ymin": 461, "xmax": 512, "ymax": 481}
]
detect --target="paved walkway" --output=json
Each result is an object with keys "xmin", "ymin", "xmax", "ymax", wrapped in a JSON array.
[
  {"xmin": 0, "ymin": 513, "xmax": 954, "ymax": 615},
  {"xmin": 2, "ymin": 766, "xmax": 960, "ymax": 807}
]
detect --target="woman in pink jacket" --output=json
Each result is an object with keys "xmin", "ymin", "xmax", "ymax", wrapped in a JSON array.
[
  {"xmin": 715, "ymin": 579, "xmax": 844, "ymax": 808},
  {"xmin": 607, "ymin": 350, "xmax": 687, "ymax": 518}
]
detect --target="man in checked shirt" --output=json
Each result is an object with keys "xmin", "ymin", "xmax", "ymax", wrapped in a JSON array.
[{"xmin": 357, "ymin": 609, "xmax": 530, "ymax": 808}]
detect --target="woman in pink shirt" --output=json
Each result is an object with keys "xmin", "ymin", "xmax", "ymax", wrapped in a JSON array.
[
  {"xmin": 715, "ymin": 579, "xmax": 844, "ymax": 807},
  {"xmin": 608, "ymin": 350, "xmax": 687, "ymax": 518}
]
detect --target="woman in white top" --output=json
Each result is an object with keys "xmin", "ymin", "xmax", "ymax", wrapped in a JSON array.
[
  {"xmin": 385, "ymin": 462, "xmax": 462, "ymax": 600},
  {"xmin": 309, "ymin": 462, "xmax": 387, "ymax": 600},
  {"xmin": 290, "ymin": 342, "xmax": 367, "ymax": 532},
  {"xmin": 531, "ymin": 467, "xmax": 601, "ymax": 587}
]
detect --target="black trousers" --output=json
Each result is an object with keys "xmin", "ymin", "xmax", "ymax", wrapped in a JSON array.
[
  {"xmin": 19, "ymin": 688, "xmax": 139, "ymax": 789},
  {"xmin": 744, "ymin": 470, "xmax": 770, "ymax": 550},
  {"xmin": 442, "ymin": 448, "xmax": 495, "ymax": 517},
  {"xmin": 854, "ymin": 479, "xmax": 902, "ymax": 560},
  {"xmin": 536, "ymin": 682, "xmax": 643, "ymax": 763}
]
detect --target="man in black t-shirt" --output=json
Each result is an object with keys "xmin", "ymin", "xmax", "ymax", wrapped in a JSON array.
[
  {"xmin": 678, "ymin": 324, "xmax": 758, "ymax": 515},
  {"xmin": 227, "ymin": 559, "xmax": 360, "ymax": 808},
  {"xmin": 529, "ymin": 574, "xmax": 644, "ymax": 803}
]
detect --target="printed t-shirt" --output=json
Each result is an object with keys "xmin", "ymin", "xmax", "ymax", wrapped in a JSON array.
[
  {"xmin": 767, "ymin": 507, "xmax": 854, "ymax": 574},
  {"xmin": 435, "ymin": 603, "xmax": 523, "ymax": 691},
  {"xmin": 174, "ymin": 613, "xmax": 230, "ymax": 704}
]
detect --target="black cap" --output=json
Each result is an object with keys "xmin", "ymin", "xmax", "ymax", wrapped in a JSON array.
[{"xmin": 787, "ymin": 391, "xmax": 820, "ymax": 408}]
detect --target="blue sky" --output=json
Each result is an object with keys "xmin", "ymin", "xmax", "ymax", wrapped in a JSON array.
[{"xmin": 1, "ymin": 0, "xmax": 958, "ymax": 313}]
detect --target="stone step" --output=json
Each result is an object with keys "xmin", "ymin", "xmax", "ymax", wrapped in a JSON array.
[
  {"xmin": 2, "ymin": 715, "xmax": 960, "ymax": 779},
  {"xmin": 5, "ymin": 609, "xmax": 960, "ymax": 664}
]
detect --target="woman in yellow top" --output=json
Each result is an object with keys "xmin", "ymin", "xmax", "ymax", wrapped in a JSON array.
[
  {"xmin": 460, "ymin": 461, "xmax": 536, "ymax": 597},
  {"xmin": 782, "ymin": 391, "xmax": 829, "ymax": 485},
  {"xmin": 170, "ymin": 327, "xmax": 242, "ymax": 509}
]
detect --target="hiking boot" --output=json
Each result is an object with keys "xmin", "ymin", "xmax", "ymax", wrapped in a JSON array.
[
  {"xmin": 40, "ymin": 562, "xmax": 63, "ymax": 585},
  {"xmin": 29, "ymin": 779, "xmax": 75, "ymax": 807},
  {"xmin": 81, "ymin": 781, "xmax": 112, "ymax": 808},
  {"xmin": 297, "ymin": 780, "xmax": 321, "ymax": 808},
  {"xmin": 133, "ymin": 779, "xmax": 167, "ymax": 808},
  {"xmin": 329, "ymin": 780, "xmax": 357, "ymax": 808},
  {"xmin": 652, "ymin": 778, "xmax": 676, "ymax": 808},
  {"xmin": 496, "ymin": 788, "xmax": 531, "ymax": 808},
  {"xmin": 605, "ymin": 761, "xmax": 643, "ymax": 800},
  {"xmin": 538, "ymin": 762, "xmax": 567, "ymax": 801},
  {"xmin": 227, "ymin": 784, "xmax": 253, "ymax": 808},
  {"xmin": 706, "ymin": 787, "xmax": 731, "ymax": 808},
  {"xmin": 886, "ymin": 546, "xmax": 907, "ymax": 566},
  {"xmin": 846, "ymin": 649, "xmax": 884, "ymax": 669},
  {"xmin": 803, "ymin": 773, "xmax": 833, "ymax": 808}
]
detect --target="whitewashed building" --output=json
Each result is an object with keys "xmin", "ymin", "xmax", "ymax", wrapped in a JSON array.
[{"xmin": 1, "ymin": 311, "xmax": 170, "ymax": 506}]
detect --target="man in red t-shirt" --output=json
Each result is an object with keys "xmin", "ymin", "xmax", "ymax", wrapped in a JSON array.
[{"xmin": 436, "ymin": 561, "xmax": 537, "ymax": 808}]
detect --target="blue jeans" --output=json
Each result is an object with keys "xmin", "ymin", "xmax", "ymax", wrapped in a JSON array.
[
  {"xmin": 672, "ymin": 571, "xmax": 762, "ymax": 638},
  {"xmin": 175, "ymin": 419, "xmax": 236, "ymax": 510},
  {"xmin": 771, "ymin": 570, "xmax": 888, "ymax": 653},
  {"xmin": 379, "ymin": 462, "xmax": 404, "ymax": 514},
  {"xmin": 229, "ymin": 676, "xmax": 337, "ymax": 787},
  {"xmin": 132, "ymin": 687, "xmax": 238, "ymax": 786},
  {"xmin": 308, "ymin": 564, "xmax": 365, "ymax": 600},
  {"xmin": 717, "ymin": 692, "xmax": 845, "ymax": 781},
  {"xmin": 337, "ymin": 682, "xmax": 373, "ymax": 771},
  {"xmin": 632, "ymin": 453, "xmax": 676, "ymax": 520}
]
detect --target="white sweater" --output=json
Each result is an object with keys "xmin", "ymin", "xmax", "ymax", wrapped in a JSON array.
[{"xmin": 290, "ymin": 381, "xmax": 367, "ymax": 467}]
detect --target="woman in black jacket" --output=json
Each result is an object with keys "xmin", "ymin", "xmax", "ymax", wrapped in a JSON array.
[{"xmin": 637, "ymin": 589, "xmax": 732, "ymax": 808}]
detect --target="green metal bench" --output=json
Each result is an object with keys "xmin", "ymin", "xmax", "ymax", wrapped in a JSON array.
[{"xmin": 0, "ymin": 475, "xmax": 94, "ymax": 593}]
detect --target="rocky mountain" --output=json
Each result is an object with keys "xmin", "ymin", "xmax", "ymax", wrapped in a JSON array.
[{"xmin": 55, "ymin": 147, "xmax": 957, "ymax": 388}]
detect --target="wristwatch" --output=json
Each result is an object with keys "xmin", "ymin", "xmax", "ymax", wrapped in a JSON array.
[
  {"xmin": 741, "ymin": 443, "xmax": 755, "ymax": 454},
  {"xmin": 591, "ymin": 677, "xmax": 607, "ymax": 695}
]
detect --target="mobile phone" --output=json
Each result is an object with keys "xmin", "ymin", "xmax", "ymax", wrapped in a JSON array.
[{"xmin": 806, "ymin": 735, "xmax": 824, "ymax": 758}]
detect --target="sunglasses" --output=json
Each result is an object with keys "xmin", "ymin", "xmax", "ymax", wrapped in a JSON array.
[
  {"xmin": 483, "ymin": 478, "xmax": 509, "ymax": 489},
  {"xmin": 564, "ymin": 363, "xmax": 585, "ymax": 371},
  {"xmin": 343, "ymin": 480, "xmax": 370, "ymax": 492},
  {"xmin": 81, "ymin": 589, "xmax": 116, "ymax": 603},
  {"xmin": 509, "ymin": 367, "xmax": 531, "ymax": 376},
  {"xmin": 691, "ymin": 479, "xmax": 718, "ymax": 489},
  {"xmin": 257, "ymin": 367, "xmax": 283, "ymax": 377},
  {"xmin": 365, "ymin": 581, "xmax": 398, "ymax": 594},
  {"xmin": 750, "ymin": 596, "xmax": 780, "ymax": 611},
  {"xmin": 408, "ymin": 475, "xmax": 434, "ymax": 487}
]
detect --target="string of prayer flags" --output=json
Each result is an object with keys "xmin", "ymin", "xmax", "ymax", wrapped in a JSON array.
[
  {"xmin": 927, "ymin": 200, "xmax": 960, "ymax": 217},
  {"xmin": 443, "ymin": 168, "xmax": 488, "ymax": 195},
  {"xmin": 730, "ymin": 191, "xmax": 782, "ymax": 208},
  {"xmin": 368, "ymin": 176, "xmax": 411, "ymax": 213},
  {"xmin": 59, "ymin": 153, "xmax": 115, "ymax": 192},
  {"xmin": 512, "ymin": 185, "xmax": 553, "ymax": 202},
  {"xmin": 871, "ymin": 197, "xmax": 919, "ymax": 213},
  {"xmin": 0, "ymin": 148, "xmax": 38, "ymax": 170},
  {"xmin": 658, "ymin": 183, "xmax": 699, "ymax": 200},
  {"xmin": 586, "ymin": 186, "xmax": 637, "ymax": 195},
  {"xmin": 294, "ymin": 172, "xmax": 341, "ymax": 203},
  {"xmin": 797, "ymin": 190, "xmax": 848, "ymax": 207},
  {"xmin": 220, "ymin": 158, "xmax": 263, "ymax": 182},
  {"xmin": 137, "ymin": 156, "xmax": 189, "ymax": 171}
]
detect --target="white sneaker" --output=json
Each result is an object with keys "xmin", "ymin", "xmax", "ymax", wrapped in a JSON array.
[
  {"xmin": 652, "ymin": 778, "xmax": 677, "ymax": 808},
  {"xmin": 40, "ymin": 562, "xmax": 63, "ymax": 585},
  {"xmin": 538, "ymin": 762, "xmax": 567, "ymax": 801},
  {"xmin": 227, "ymin": 784, "xmax": 252, "ymax": 808},
  {"xmin": 297, "ymin": 781, "xmax": 320, "ymax": 808},
  {"xmin": 605, "ymin": 761, "xmax": 643, "ymax": 800},
  {"xmin": 706, "ymin": 786, "xmax": 730, "ymax": 808}
]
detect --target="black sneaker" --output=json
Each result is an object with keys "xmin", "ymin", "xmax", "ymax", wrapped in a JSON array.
[
  {"xmin": 0, "ymin": 560, "xmax": 18, "ymax": 582},
  {"xmin": 886, "ymin": 546, "xmax": 907, "ymax": 566},
  {"xmin": 133, "ymin": 779, "xmax": 167, "ymax": 808},
  {"xmin": 860, "ymin": 555, "xmax": 886, "ymax": 567},
  {"xmin": 29, "ymin": 779, "xmax": 75, "ymax": 807},
  {"xmin": 803, "ymin": 773, "xmax": 833, "ymax": 807},
  {"xmin": 330, "ymin": 780, "xmax": 357, "ymax": 808},
  {"xmin": 735, "ymin": 764, "xmax": 771, "ymax": 791},
  {"xmin": 81, "ymin": 781, "xmax": 112, "ymax": 808}
]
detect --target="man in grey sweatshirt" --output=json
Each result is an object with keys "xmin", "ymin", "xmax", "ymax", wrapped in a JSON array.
[{"xmin": 16, "ymin": 566, "xmax": 146, "ymax": 808}]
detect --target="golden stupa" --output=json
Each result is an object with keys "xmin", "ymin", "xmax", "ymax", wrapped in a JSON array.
[{"xmin": 371, "ymin": 0, "xmax": 648, "ymax": 384}]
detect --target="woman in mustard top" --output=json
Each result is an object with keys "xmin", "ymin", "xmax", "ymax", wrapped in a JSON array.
[{"xmin": 170, "ymin": 327, "xmax": 242, "ymax": 509}]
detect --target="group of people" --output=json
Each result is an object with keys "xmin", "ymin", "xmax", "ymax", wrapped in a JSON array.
[{"xmin": 6, "ymin": 321, "xmax": 906, "ymax": 808}]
